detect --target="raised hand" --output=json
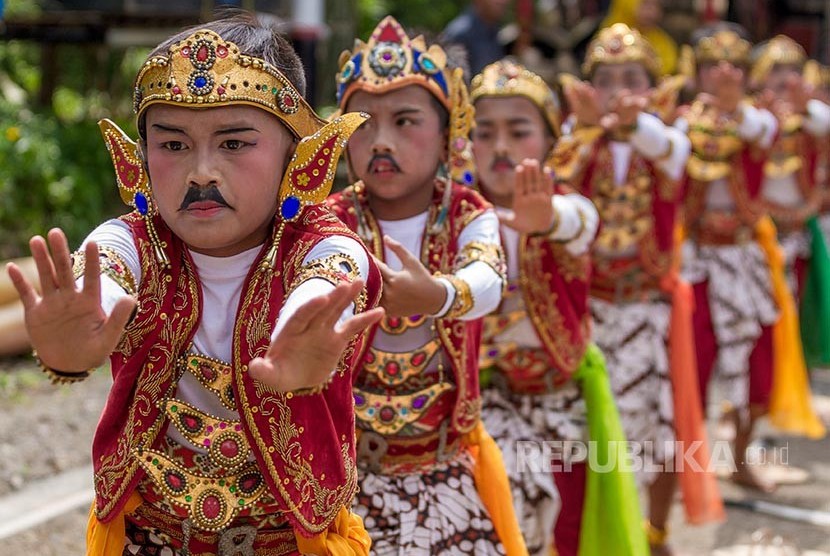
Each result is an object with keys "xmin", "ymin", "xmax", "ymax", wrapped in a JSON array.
[
  {"xmin": 6, "ymin": 229, "xmax": 136, "ymax": 372},
  {"xmin": 247, "ymin": 279, "xmax": 383, "ymax": 392},
  {"xmin": 785, "ymin": 73, "xmax": 813, "ymax": 116},
  {"xmin": 564, "ymin": 80, "xmax": 603, "ymax": 127},
  {"xmin": 711, "ymin": 61, "xmax": 745, "ymax": 113},
  {"xmin": 601, "ymin": 89, "xmax": 650, "ymax": 132},
  {"xmin": 498, "ymin": 159, "xmax": 556, "ymax": 234},
  {"xmin": 374, "ymin": 237, "xmax": 447, "ymax": 317}
]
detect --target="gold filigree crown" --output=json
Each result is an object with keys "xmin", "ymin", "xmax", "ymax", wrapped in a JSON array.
[
  {"xmin": 694, "ymin": 30, "xmax": 752, "ymax": 66},
  {"xmin": 336, "ymin": 15, "xmax": 452, "ymax": 110},
  {"xmin": 336, "ymin": 16, "xmax": 475, "ymax": 187},
  {"xmin": 470, "ymin": 60, "xmax": 561, "ymax": 137},
  {"xmin": 750, "ymin": 35, "xmax": 807, "ymax": 85},
  {"xmin": 582, "ymin": 23, "xmax": 660, "ymax": 79},
  {"xmin": 134, "ymin": 29, "xmax": 324, "ymax": 138}
]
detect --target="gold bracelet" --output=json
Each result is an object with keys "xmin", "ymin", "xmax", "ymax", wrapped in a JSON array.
[
  {"xmin": 285, "ymin": 369, "xmax": 338, "ymax": 398},
  {"xmin": 656, "ymin": 138, "xmax": 675, "ymax": 161},
  {"xmin": 644, "ymin": 520, "xmax": 669, "ymax": 546},
  {"xmin": 436, "ymin": 274, "xmax": 474, "ymax": 319},
  {"xmin": 34, "ymin": 351, "xmax": 92, "ymax": 385}
]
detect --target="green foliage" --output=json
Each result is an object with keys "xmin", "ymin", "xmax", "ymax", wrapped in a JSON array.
[
  {"xmin": 0, "ymin": 35, "xmax": 140, "ymax": 258},
  {"xmin": 0, "ymin": 96, "xmax": 131, "ymax": 258}
]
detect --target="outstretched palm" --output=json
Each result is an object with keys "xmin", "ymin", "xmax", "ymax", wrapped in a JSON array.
[
  {"xmin": 248, "ymin": 280, "xmax": 384, "ymax": 392},
  {"xmin": 6, "ymin": 229, "xmax": 137, "ymax": 372},
  {"xmin": 499, "ymin": 159, "xmax": 556, "ymax": 234}
]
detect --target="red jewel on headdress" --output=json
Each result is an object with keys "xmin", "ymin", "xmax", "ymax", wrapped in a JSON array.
[
  {"xmin": 609, "ymin": 39, "xmax": 623, "ymax": 53},
  {"xmin": 196, "ymin": 45, "xmax": 209, "ymax": 62},
  {"xmin": 216, "ymin": 45, "xmax": 228, "ymax": 58},
  {"xmin": 181, "ymin": 46, "xmax": 191, "ymax": 57},
  {"xmin": 217, "ymin": 86, "xmax": 226, "ymax": 95},
  {"xmin": 377, "ymin": 22, "xmax": 402, "ymax": 43},
  {"xmin": 282, "ymin": 94, "xmax": 295, "ymax": 108},
  {"xmin": 172, "ymin": 86, "xmax": 181, "ymax": 94}
]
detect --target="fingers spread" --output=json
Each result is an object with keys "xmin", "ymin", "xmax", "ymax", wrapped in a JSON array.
[
  {"xmin": 6, "ymin": 263, "xmax": 39, "ymax": 309},
  {"xmin": 30, "ymin": 236, "xmax": 58, "ymax": 294},
  {"xmin": 101, "ymin": 295, "xmax": 137, "ymax": 349},
  {"xmin": 335, "ymin": 306, "xmax": 385, "ymax": 339},
  {"xmin": 82, "ymin": 242, "xmax": 102, "ymax": 301},
  {"xmin": 48, "ymin": 229, "xmax": 75, "ymax": 290},
  {"xmin": 383, "ymin": 236, "xmax": 419, "ymax": 269}
]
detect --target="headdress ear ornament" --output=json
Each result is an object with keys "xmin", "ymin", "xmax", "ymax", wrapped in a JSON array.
[
  {"xmin": 260, "ymin": 112, "xmax": 371, "ymax": 271},
  {"xmin": 99, "ymin": 118, "xmax": 170, "ymax": 268}
]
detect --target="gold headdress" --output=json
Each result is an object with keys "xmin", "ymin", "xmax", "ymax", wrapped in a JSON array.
[
  {"xmin": 134, "ymin": 29, "xmax": 324, "ymax": 139},
  {"xmin": 750, "ymin": 35, "xmax": 807, "ymax": 86},
  {"xmin": 104, "ymin": 29, "xmax": 364, "ymax": 268},
  {"xmin": 336, "ymin": 16, "xmax": 475, "ymax": 190},
  {"xmin": 470, "ymin": 60, "xmax": 561, "ymax": 138},
  {"xmin": 582, "ymin": 23, "xmax": 661, "ymax": 79},
  {"xmin": 693, "ymin": 29, "xmax": 752, "ymax": 67}
]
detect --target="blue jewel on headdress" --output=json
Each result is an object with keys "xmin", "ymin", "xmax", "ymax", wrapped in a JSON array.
[
  {"xmin": 420, "ymin": 55, "xmax": 439, "ymax": 75},
  {"xmin": 194, "ymin": 76, "xmax": 207, "ymax": 89},
  {"xmin": 462, "ymin": 171, "xmax": 474, "ymax": 185},
  {"xmin": 280, "ymin": 196, "xmax": 301, "ymax": 220},
  {"xmin": 134, "ymin": 192, "xmax": 149, "ymax": 215}
]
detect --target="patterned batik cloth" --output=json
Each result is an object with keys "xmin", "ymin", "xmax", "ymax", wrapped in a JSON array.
[
  {"xmin": 682, "ymin": 242, "xmax": 779, "ymax": 411},
  {"xmin": 480, "ymin": 381, "xmax": 586, "ymax": 556},
  {"xmin": 354, "ymin": 450, "xmax": 506, "ymax": 556},
  {"xmin": 589, "ymin": 298, "xmax": 675, "ymax": 487}
]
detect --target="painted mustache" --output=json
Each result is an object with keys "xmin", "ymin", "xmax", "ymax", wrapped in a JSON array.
[
  {"xmin": 179, "ymin": 185, "xmax": 231, "ymax": 211},
  {"xmin": 367, "ymin": 153, "xmax": 402, "ymax": 174}
]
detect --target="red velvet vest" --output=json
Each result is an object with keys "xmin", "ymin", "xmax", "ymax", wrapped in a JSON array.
[{"xmin": 92, "ymin": 206, "xmax": 381, "ymax": 537}]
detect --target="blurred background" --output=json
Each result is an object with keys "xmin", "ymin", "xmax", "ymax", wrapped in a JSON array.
[
  {"xmin": 1, "ymin": 3, "xmax": 830, "ymax": 554},
  {"xmin": 1, "ymin": 0, "xmax": 830, "ymax": 258}
]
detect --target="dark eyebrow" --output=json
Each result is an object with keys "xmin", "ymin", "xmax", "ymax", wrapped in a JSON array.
[
  {"xmin": 475, "ymin": 117, "xmax": 534, "ymax": 126},
  {"xmin": 215, "ymin": 126, "xmax": 260, "ymax": 136},
  {"xmin": 149, "ymin": 124, "xmax": 259, "ymax": 135},
  {"xmin": 394, "ymin": 107, "xmax": 423, "ymax": 117},
  {"xmin": 151, "ymin": 123, "xmax": 186, "ymax": 134}
]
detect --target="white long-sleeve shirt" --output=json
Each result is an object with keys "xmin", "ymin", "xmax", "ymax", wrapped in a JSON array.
[{"xmin": 78, "ymin": 219, "xmax": 370, "ymax": 448}]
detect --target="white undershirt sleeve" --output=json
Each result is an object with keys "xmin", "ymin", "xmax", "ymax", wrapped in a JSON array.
[
  {"xmin": 804, "ymin": 99, "xmax": 830, "ymax": 137},
  {"xmin": 434, "ymin": 209, "xmax": 505, "ymax": 320}
]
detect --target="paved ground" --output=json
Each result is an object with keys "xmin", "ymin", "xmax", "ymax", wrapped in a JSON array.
[{"xmin": 1, "ymin": 358, "xmax": 829, "ymax": 555}]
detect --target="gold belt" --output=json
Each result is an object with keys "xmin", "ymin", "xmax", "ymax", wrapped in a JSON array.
[{"xmin": 355, "ymin": 420, "xmax": 464, "ymax": 475}]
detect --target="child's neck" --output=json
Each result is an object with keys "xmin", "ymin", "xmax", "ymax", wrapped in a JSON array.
[{"xmin": 368, "ymin": 178, "xmax": 436, "ymax": 221}]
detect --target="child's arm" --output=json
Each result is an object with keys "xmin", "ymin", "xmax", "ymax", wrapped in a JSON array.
[
  {"xmin": 247, "ymin": 235, "xmax": 383, "ymax": 392},
  {"xmin": 498, "ymin": 159, "xmax": 599, "ymax": 255},
  {"xmin": 375, "ymin": 211, "xmax": 505, "ymax": 320},
  {"xmin": 6, "ymin": 228, "xmax": 137, "ymax": 375},
  {"xmin": 803, "ymin": 99, "xmax": 830, "ymax": 137},
  {"xmin": 630, "ymin": 112, "xmax": 692, "ymax": 181},
  {"xmin": 432, "ymin": 208, "xmax": 505, "ymax": 320}
]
